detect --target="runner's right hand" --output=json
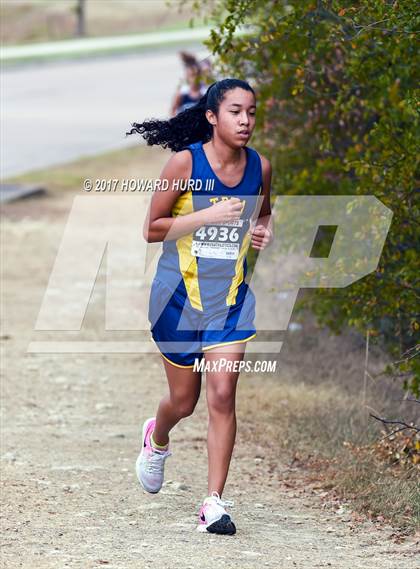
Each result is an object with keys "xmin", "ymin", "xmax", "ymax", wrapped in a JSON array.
[{"xmin": 207, "ymin": 198, "xmax": 243, "ymax": 223}]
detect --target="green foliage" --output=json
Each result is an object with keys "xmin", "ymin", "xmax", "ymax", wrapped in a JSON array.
[{"xmin": 196, "ymin": 0, "xmax": 420, "ymax": 394}]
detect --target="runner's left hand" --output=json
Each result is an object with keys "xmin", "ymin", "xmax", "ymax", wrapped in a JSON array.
[{"xmin": 249, "ymin": 225, "xmax": 273, "ymax": 250}]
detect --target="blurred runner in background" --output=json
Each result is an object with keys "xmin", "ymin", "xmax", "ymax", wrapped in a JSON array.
[{"xmin": 170, "ymin": 51, "xmax": 212, "ymax": 116}]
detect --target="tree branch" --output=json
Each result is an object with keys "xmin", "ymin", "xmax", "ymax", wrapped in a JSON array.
[{"xmin": 370, "ymin": 413, "xmax": 420, "ymax": 433}]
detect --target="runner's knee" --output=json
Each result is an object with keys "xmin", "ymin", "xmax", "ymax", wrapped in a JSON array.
[
  {"xmin": 170, "ymin": 393, "xmax": 199, "ymax": 418},
  {"xmin": 207, "ymin": 381, "xmax": 236, "ymax": 414}
]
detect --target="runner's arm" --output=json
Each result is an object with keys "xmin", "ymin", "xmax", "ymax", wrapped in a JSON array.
[
  {"xmin": 170, "ymin": 90, "xmax": 182, "ymax": 117},
  {"xmin": 143, "ymin": 151, "xmax": 243, "ymax": 243},
  {"xmin": 250, "ymin": 154, "xmax": 274, "ymax": 250}
]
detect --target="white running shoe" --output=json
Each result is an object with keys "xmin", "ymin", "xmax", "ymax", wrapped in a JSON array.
[
  {"xmin": 135, "ymin": 417, "xmax": 171, "ymax": 494},
  {"xmin": 197, "ymin": 491, "xmax": 236, "ymax": 535}
]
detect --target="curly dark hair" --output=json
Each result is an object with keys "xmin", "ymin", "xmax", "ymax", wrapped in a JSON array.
[{"xmin": 125, "ymin": 78, "xmax": 255, "ymax": 152}]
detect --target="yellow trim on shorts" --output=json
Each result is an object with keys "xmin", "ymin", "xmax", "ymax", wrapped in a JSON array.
[
  {"xmin": 150, "ymin": 334, "xmax": 196, "ymax": 369},
  {"xmin": 160, "ymin": 352, "xmax": 196, "ymax": 369},
  {"xmin": 202, "ymin": 333, "xmax": 257, "ymax": 352}
]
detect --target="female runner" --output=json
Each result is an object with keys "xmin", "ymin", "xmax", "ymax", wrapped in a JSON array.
[
  {"xmin": 126, "ymin": 78, "xmax": 273, "ymax": 535},
  {"xmin": 170, "ymin": 51, "xmax": 208, "ymax": 116}
]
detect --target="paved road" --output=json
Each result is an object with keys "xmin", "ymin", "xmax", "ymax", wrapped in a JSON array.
[{"xmin": 1, "ymin": 46, "xmax": 208, "ymax": 179}]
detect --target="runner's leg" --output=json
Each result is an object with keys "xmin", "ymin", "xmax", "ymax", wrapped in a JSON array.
[
  {"xmin": 204, "ymin": 343, "xmax": 246, "ymax": 496},
  {"xmin": 152, "ymin": 357, "xmax": 202, "ymax": 446}
]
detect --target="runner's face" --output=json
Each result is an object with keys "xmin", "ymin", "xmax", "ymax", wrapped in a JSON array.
[{"xmin": 208, "ymin": 88, "xmax": 256, "ymax": 147}]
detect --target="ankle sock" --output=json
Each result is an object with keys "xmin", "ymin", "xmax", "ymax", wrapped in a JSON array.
[{"xmin": 150, "ymin": 431, "xmax": 169, "ymax": 451}]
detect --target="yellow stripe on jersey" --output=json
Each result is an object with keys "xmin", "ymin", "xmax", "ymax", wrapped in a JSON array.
[
  {"xmin": 226, "ymin": 231, "xmax": 251, "ymax": 306},
  {"xmin": 171, "ymin": 189, "xmax": 190, "ymax": 217},
  {"xmin": 173, "ymin": 191, "xmax": 203, "ymax": 312},
  {"xmin": 225, "ymin": 183, "xmax": 263, "ymax": 306}
]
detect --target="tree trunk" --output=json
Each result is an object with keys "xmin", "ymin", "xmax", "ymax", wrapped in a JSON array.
[{"xmin": 76, "ymin": 0, "xmax": 86, "ymax": 38}]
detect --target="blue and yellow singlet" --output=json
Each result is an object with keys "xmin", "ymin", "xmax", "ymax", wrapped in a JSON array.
[{"xmin": 154, "ymin": 140, "xmax": 263, "ymax": 312}]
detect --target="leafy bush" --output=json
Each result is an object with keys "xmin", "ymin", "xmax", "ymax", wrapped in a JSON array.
[{"xmin": 191, "ymin": 0, "xmax": 419, "ymax": 394}]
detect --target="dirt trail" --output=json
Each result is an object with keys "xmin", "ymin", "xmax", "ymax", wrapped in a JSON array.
[{"xmin": 1, "ymin": 189, "xmax": 419, "ymax": 569}]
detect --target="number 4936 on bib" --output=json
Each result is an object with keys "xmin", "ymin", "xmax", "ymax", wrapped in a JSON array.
[{"xmin": 191, "ymin": 220, "xmax": 244, "ymax": 260}]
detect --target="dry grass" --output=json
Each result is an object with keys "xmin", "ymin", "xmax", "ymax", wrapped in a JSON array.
[
  {"xmin": 0, "ymin": 1, "xmax": 196, "ymax": 45},
  {"xmin": 1, "ymin": 143, "xmax": 171, "ymax": 222},
  {"xmin": 237, "ymin": 321, "xmax": 420, "ymax": 533},
  {"xmin": 4, "ymin": 143, "xmax": 170, "ymax": 191},
  {"xmin": 337, "ymin": 450, "xmax": 419, "ymax": 530}
]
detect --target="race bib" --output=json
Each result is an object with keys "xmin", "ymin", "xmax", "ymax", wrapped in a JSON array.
[{"xmin": 191, "ymin": 219, "xmax": 244, "ymax": 260}]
